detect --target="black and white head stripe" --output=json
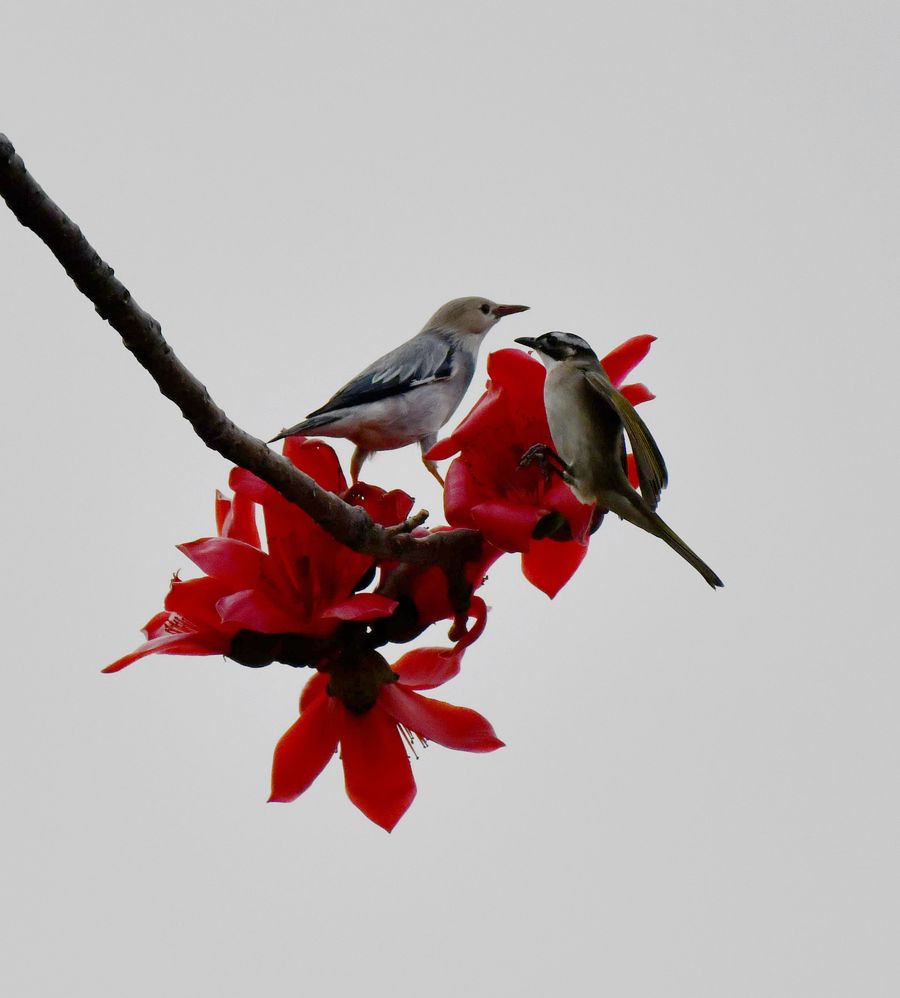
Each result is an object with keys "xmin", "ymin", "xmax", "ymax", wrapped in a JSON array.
[{"xmin": 516, "ymin": 331, "xmax": 597, "ymax": 361}]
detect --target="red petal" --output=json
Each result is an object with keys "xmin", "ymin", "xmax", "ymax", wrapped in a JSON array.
[
  {"xmin": 626, "ymin": 453, "xmax": 639, "ymax": 488},
  {"xmin": 221, "ymin": 489, "xmax": 261, "ymax": 547},
  {"xmin": 269, "ymin": 693, "xmax": 341, "ymax": 802},
  {"xmin": 454, "ymin": 595, "xmax": 488, "ymax": 649},
  {"xmin": 344, "ymin": 483, "xmax": 415, "ymax": 527},
  {"xmin": 620, "ymin": 382, "xmax": 655, "ymax": 406},
  {"xmin": 487, "ymin": 347, "xmax": 546, "ymax": 395},
  {"xmin": 471, "ymin": 500, "xmax": 545, "ymax": 553},
  {"xmin": 340, "ymin": 708, "xmax": 417, "ymax": 832},
  {"xmin": 216, "ymin": 589, "xmax": 306, "ymax": 633},
  {"xmin": 601, "ymin": 335, "xmax": 655, "ymax": 386},
  {"xmin": 164, "ymin": 577, "xmax": 235, "ymax": 631},
  {"xmin": 380, "ymin": 686, "xmax": 504, "ymax": 752},
  {"xmin": 405, "ymin": 564, "xmax": 452, "ymax": 626},
  {"xmin": 102, "ymin": 632, "xmax": 224, "ymax": 674},
  {"xmin": 229, "ymin": 466, "xmax": 275, "ymax": 505},
  {"xmin": 215, "ymin": 491, "xmax": 230, "ymax": 536},
  {"xmin": 282, "ymin": 438, "xmax": 347, "ymax": 493},
  {"xmin": 543, "ymin": 480, "xmax": 597, "ymax": 544},
  {"xmin": 425, "ymin": 437, "xmax": 462, "ymax": 462},
  {"xmin": 142, "ymin": 610, "xmax": 171, "ymax": 640},
  {"xmin": 320, "ymin": 594, "xmax": 398, "ymax": 622},
  {"xmin": 522, "ymin": 538, "xmax": 588, "ymax": 598},
  {"xmin": 300, "ymin": 671, "xmax": 330, "ymax": 712},
  {"xmin": 442, "ymin": 460, "xmax": 481, "ymax": 529},
  {"xmin": 177, "ymin": 537, "xmax": 265, "ymax": 588},
  {"xmin": 392, "ymin": 647, "xmax": 462, "ymax": 690},
  {"xmin": 427, "ymin": 384, "xmax": 503, "ymax": 460}
]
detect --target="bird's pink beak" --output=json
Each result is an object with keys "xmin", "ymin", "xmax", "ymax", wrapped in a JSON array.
[{"xmin": 492, "ymin": 304, "xmax": 530, "ymax": 318}]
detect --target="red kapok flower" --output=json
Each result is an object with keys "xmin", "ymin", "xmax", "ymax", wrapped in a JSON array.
[
  {"xmin": 427, "ymin": 336, "xmax": 657, "ymax": 598},
  {"xmin": 103, "ymin": 487, "xmax": 260, "ymax": 673},
  {"xmin": 270, "ymin": 645, "xmax": 504, "ymax": 832},
  {"xmin": 106, "ymin": 438, "xmax": 414, "ymax": 671},
  {"xmin": 189, "ymin": 441, "xmax": 412, "ymax": 637}
]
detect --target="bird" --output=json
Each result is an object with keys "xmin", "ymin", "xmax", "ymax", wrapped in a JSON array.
[
  {"xmin": 514, "ymin": 331, "xmax": 723, "ymax": 588},
  {"xmin": 271, "ymin": 296, "xmax": 529, "ymax": 484}
]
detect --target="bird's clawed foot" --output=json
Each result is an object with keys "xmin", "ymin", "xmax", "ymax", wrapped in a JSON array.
[
  {"xmin": 519, "ymin": 444, "xmax": 570, "ymax": 485},
  {"xmin": 350, "ymin": 446, "xmax": 370, "ymax": 484}
]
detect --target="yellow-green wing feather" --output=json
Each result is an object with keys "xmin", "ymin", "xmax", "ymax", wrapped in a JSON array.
[{"xmin": 584, "ymin": 369, "xmax": 668, "ymax": 509}]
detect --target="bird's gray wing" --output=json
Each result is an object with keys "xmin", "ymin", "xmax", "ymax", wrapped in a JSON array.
[
  {"xmin": 583, "ymin": 369, "xmax": 668, "ymax": 509},
  {"xmin": 305, "ymin": 334, "xmax": 456, "ymax": 418}
]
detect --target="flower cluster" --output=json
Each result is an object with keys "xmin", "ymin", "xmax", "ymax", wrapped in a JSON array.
[
  {"xmin": 108, "ymin": 436, "xmax": 501, "ymax": 831},
  {"xmin": 108, "ymin": 338, "xmax": 657, "ymax": 830}
]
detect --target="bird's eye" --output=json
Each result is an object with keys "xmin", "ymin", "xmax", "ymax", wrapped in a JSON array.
[{"xmin": 480, "ymin": 303, "xmax": 491, "ymax": 315}]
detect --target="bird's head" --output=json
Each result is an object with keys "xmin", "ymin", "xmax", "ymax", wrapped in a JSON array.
[
  {"xmin": 425, "ymin": 297, "xmax": 529, "ymax": 337},
  {"xmin": 515, "ymin": 331, "xmax": 597, "ymax": 367}
]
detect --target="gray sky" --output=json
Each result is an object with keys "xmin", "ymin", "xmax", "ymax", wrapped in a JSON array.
[{"xmin": 2, "ymin": 1, "xmax": 898, "ymax": 995}]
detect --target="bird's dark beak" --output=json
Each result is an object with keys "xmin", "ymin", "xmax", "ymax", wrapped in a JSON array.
[
  {"xmin": 514, "ymin": 336, "xmax": 537, "ymax": 349},
  {"xmin": 492, "ymin": 304, "xmax": 530, "ymax": 318}
]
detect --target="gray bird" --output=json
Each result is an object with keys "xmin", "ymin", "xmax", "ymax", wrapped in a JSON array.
[
  {"xmin": 272, "ymin": 297, "xmax": 529, "ymax": 484},
  {"xmin": 515, "ymin": 331, "xmax": 723, "ymax": 588}
]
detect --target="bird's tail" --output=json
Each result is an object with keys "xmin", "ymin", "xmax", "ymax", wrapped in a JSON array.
[
  {"xmin": 268, "ymin": 413, "xmax": 340, "ymax": 444},
  {"xmin": 606, "ymin": 491, "xmax": 724, "ymax": 589}
]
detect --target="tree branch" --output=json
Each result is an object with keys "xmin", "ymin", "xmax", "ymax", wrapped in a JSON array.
[{"xmin": 0, "ymin": 134, "xmax": 482, "ymax": 580}]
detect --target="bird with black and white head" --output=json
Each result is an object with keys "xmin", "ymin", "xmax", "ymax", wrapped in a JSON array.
[{"xmin": 515, "ymin": 331, "xmax": 723, "ymax": 588}]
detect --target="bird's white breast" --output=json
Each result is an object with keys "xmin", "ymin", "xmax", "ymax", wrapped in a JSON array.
[{"xmin": 331, "ymin": 379, "xmax": 468, "ymax": 450}]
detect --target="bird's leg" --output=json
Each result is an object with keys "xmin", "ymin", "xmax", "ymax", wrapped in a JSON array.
[
  {"xmin": 350, "ymin": 446, "xmax": 370, "ymax": 484},
  {"xmin": 519, "ymin": 443, "xmax": 572, "ymax": 485},
  {"xmin": 422, "ymin": 458, "xmax": 445, "ymax": 487},
  {"xmin": 419, "ymin": 438, "xmax": 445, "ymax": 487}
]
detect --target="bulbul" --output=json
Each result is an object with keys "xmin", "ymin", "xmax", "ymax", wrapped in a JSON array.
[
  {"xmin": 515, "ymin": 331, "xmax": 723, "ymax": 588},
  {"xmin": 272, "ymin": 297, "xmax": 529, "ymax": 484}
]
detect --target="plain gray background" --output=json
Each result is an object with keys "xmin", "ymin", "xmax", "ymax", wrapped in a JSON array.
[{"xmin": 1, "ymin": 1, "xmax": 897, "ymax": 995}]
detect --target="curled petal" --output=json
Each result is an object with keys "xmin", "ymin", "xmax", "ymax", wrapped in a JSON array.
[
  {"xmin": 442, "ymin": 460, "xmax": 480, "ymax": 529},
  {"xmin": 425, "ymin": 436, "xmax": 462, "ymax": 462},
  {"xmin": 102, "ymin": 632, "xmax": 225, "ymax": 674},
  {"xmin": 321, "ymin": 594, "xmax": 399, "ymax": 622},
  {"xmin": 601, "ymin": 334, "xmax": 655, "ymax": 386},
  {"xmin": 471, "ymin": 500, "xmax": 545, "ymax": 553},
  {"xmin": 487, "ymin": 347, "xmax": 546, "ymax": 395},
  {"xmin": 340, "ymin": 708, "xmax": 416, "ymax": 832},
  {"xmin": 215, "ymin": 491, "xmax": 230, "ymax": 536},
  {"xmin": 269, "ymin": 693, "xmax": 341, "ymax": 803},
  {"xmin": 426, "ymin": 384, "xmax": 501, "ymax": 460},
  {"xmin": 282, "ymin": 438, "xmax": 347, "ymax": 493},
  {"xmin": 454, "ymin": 595, "xmax": 488, "ymax": 649},
  {"xmin": 219, "ymin": 490, "xmax": 261, "ymax": 547},
  {"xmin": 229, "ymin": 466, "xmax": 275, "ymax": 506},
  {"xmin": 620, "ymin": 382, "xmax": 655, "ymax": 406},
  {"xmin": 522, "ymin": 538, "xmax": 588, "ymax": 598},
  {"xmin": 177, "ymin": 537, "xmax": 265, "ymax": 588},
  {"xmin": 344, "ymin": 483, "xmax": 415, "ymax": 527},
  {"xmin": 380, "ymin": 686, "xmax": 504, "ymax": 753},
  {"xmin": 142, "ymin": 610, "xmax": 173, "ymax": 641},
  {"xmin": 392, "ymin": 647, "xmax": 463, "ymax": 690}
]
